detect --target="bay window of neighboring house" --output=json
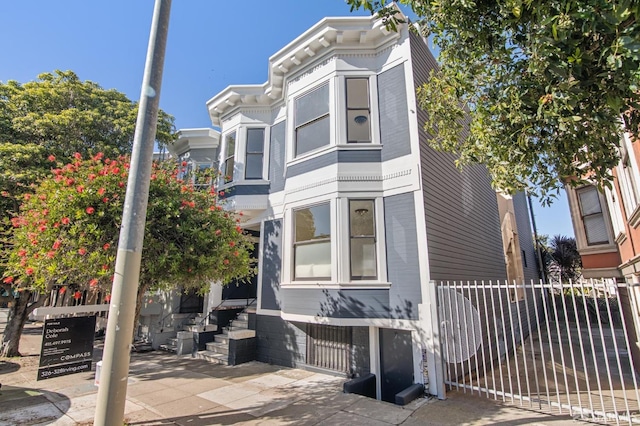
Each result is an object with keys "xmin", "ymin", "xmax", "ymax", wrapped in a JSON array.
[
  {"xmin": 294, "ymin": 83, "xmax": 330, "ymax": 157},
  {"xmin": 245, "ymin": 128, "xmax": 265, "ymax": 179},
  {"xmin": 349, "ymin": 199, "xmax": 377, "ymax": 280},
  {"xmin": 620, "ymin": 153, "xmax": 640, "ymax": 222},
  {"xmin": 222, "ymin": 132, "xmax": 236, "ymax": 184},
  {"xmin": 577, "ymin": 186, "xmax": 610, "ymax": 245},
  {"xmin": 293, "ymin": 203, "xmax": 331, "ymax": 280},
  {"xmin": 346, "ymin": 78, "xmax": 371, "ymax": 143}
]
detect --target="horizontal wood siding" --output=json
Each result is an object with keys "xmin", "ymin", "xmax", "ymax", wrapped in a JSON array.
[
  {"xmin": 281, "ymin": 288, "xmax": 390, "ymax": 318},
  {"xmin": 269, "ymin": 121, "xmax": 286, "ymax": 193},
  {"xmin": 384, "ymin": 193, "xmax": 421, "ymax": 320},
  {"xmin": 260, "ymin": 220, "xmax": 282, "ymax": 311},
  {"xmin": 410, "ymin": 32, "xmax": 506, "ymax": 282},
  {"xmin": 255, "ymin": 315, "xmax": 306, "ymax": 367},
  {"xmin": 186, "ymin": 147, "xmax": 218, "ymax": 163},
  {"xmin": 512, "ymin": 192, "xmax": 540, "ymax": 282},
  {"xmin": 286, "ymin": 149, "xmax": 381, "ymax": 178},
  {"xmin": 378, "ymin": 64, "xmax": 411, "ymax": 161}
]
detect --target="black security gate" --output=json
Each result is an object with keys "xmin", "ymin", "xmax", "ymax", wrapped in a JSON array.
[{"xmin": 307, "ymin": 324, "xmax": 352, "ymax": 374}]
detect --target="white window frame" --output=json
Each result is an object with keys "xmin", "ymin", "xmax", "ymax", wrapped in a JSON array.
[
  {"xmin": 292, "ymin": 82, "xmax": 331, "ymax": 159},
  {"xmin": 339, "ymin": 74, "xmax": 380, "ymax": 146},
  {"xmin": 576, "ymin": 185, "xmax": 611, "ymax": 246},
  {"xmin": 244, "ymin": 127, "xmax": 266, "ymax": 180},
  {"xmin": 282, "ymin": 196, "xmax": 389, "ymax": 287},
  {"xmin": 616, "ymin": 133, "xmax": 640, "ymax": 225},
  {"xmin": 221, "ymin": 131, "xmax": 237, "ymax": 184}
]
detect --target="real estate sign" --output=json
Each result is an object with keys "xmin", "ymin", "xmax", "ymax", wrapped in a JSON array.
[{"xmin": 38, "ymin": 315, "xmax": 96, "ymax": 380}]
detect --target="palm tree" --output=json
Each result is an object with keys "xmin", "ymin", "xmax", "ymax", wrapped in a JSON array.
[{"xmin": 547, "ymin": 235, "xmax": 582, "ymax": 282}]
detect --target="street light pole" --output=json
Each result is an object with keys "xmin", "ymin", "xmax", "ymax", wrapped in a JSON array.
[{"xmin": 94, "ymin": 1, "xmax": 171, "ymax": 424}]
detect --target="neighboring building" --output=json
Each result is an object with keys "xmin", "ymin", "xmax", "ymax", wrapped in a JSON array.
[
  {"xmin": 566, "ymin": 130, "xmax": 640, "ymax": 363},
  {"xmin": 169, "ymin": 9, "xmax": 539, "ymax": 402}
]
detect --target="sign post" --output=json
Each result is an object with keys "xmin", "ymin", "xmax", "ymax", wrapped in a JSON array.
[{"xmin": 38, "ymin": 315, "xmax": 96, "ymax": 381}]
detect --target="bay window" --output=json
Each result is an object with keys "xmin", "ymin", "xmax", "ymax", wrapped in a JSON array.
[
  {"xmin": 349, "ymin": 199, "xmax": 377, "ymax": 279},
  {"xmin": 346, "ymin": 78, "xmax": 371, "ymax": 143},
  {"xmin": 245, "ymin": 128, "xmax": 264, "ymax": 179},
  {"xmin": 577, "ymin": 186, "xmax": 609, "ymax": 245},
  {"xmin": 222, "ymin": 132, "xmax": 236, "ymax": 183},
  {"xmin": 293, "ymin": 203, "xmax": 331, "ymax": 280},
  {"xmin": 294, "ymin": 83, "xmax": 330, "ymax": 157}
]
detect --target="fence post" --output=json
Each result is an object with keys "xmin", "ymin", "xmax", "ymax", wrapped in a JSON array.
[{"xmin": 427, "ymin": 280, "xmax": 446, "ymax": 399}]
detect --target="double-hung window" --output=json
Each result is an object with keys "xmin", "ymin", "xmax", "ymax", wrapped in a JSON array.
[
  {"xmin": 294, "ymin": 83, "xmax": 330, "ymax": 157},
  {"xmin": 245, "ymin": 128, "xmax": 264, "ymax": 179},
  {"xmin": 223, "ymin": 132, "xmax": 236, "ymax": 183},
  {"xmin": 346, "ymin": 78, "xmax": 371, "ymax": 143},
  {"xmin": 577, "ymin": 186, "xmax": 609, "ymax": 245},
  {"xmin": 349, "ymin": 200, "xmax": 377, "ymax": 279},
  {"xmin": 293, "ymin": 203, "xmax": 331, "ymax": 280}
]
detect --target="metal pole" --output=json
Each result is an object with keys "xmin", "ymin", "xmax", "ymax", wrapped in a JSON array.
[{"xmin": 94, "ymin": 1, "xmax": 171, "ymax": 425}]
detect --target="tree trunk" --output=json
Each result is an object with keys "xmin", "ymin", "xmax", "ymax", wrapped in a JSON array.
[
  {"xmin": 132, "ymin": 282, "xmax": 150, "ymax": 342},
  {"xmin": 1, "ymin": 290, "xmax": 31, "ymax": 357}
]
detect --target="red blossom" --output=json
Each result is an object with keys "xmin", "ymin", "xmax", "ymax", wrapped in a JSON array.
[
  {"xmin": 78, "ymin": 248, "xmax": 87, "ymax": 256},
  {"xmin": 118, "ymin": 182, "xmax": 124, "ymax": 188},
  {"xmin": 59, "ymin": 287, "xmax": 66, "ymax": 294},
  {"xmin": 97, "ymin": 188, "xmax": 105, "ymax": 195},
  {"xmin": 93, "ymin": 152, "xmax": 104, "ymax": 161},
  {"xmin": 74, "ymin": 152, "xmax": 82, "ymax": 160},
  {"xmin": 223, "ymin": 259, "xmax": 230, "ymax": 265},
  {"xmin": 86, "ymin": 207, "xmax": 95, "ymax": 215},
  {"xmin": 53, "ymin": 169, "xmax": 63, "ymax": 176},
  {"xmin": 42, "ymin": 209, "xmax": 49, "ymax": 216},
  {"xmin": 53, "ymin": 240, "xmax": 61, "ymax": 250},
  {"xmin": 105, "ymin": 294, "xmax": 111, "ymax": 302},
  {"xmin": 236, "ymin": 226, "xmax": 242, "ymax": 233},
  {"xmin": 39, "ymin": 194, "xmax": 46, "ymax": 201},
  {"xmin": 182, "ymin": 161, "xmax": 188, "ymax": 167},
  {"xmin": 89, "ymin": 278, "xmax": 98, "ymax": 287},
  {"xmin": 65, "ymin": 178, "xmax": 75, "ymax": 186},
  {"xmin": 53, "ymin": 222, "xmax": 60, "ymax": 228},
  {"xmin": 2, "ymin": 276, "xmax": 14, "ymax": 284},
  {"xmin": 25, "ymin": 267, "xmax": 34, "ymax": 276},
  {"xmin": 219, "ymin": 191, "xmax": 225, "ymax": 196},
  {"xmin": 229, "ymin": 241, "xmax": 235, "ymax": 247},
  {"xmin": 73, "ymin": 291, "xmax": 82, "ymax": 300},
  {"xmin": 61, "ymin": 217, "xmax": 70, "ymax": 225},
  {"xmin": 47, "ymin": 154, "xmax": 56, "ymax": 162},
  {"xmin": 46, "ymin": 251, "xmax": 55, "ymax": 259},
  {"xmin": 215, "ymin": 229, "xmax": 221, "ymax": 236},
  {"xmin": 150, "ymin": 174, "xmax": 157, "ymax": 180},
  {"xmin": 102, "ymin": 197, "xmax": 109, "ymax": 203},
  {"xmin": 38, "ymin": 225, "xmax": 47, "ymax": 232},
  {"xmin": 239, "ymin": 212, "xmax": 244, "ymax": 216},
  {"xmin": 18, "ymin": 249, "xmax": 27, "ymax": 257},
  {"xmin": 76, "ymin": 185, "xmax": 84, "ymax": 193},
  {"xmin": 234, "ymin": 250, "xmax": 239, "ymax": 257},
  {"xmin": 24, "ymin": 193, "xmax": 31, "ymax": 201},
  {"xmin": 0, "ymin": 191, "xmax": 8, "ymax": 197},
  {"xmin": 112, "ymin": 167, "xmax": 120, "ymax": 174},
  {"xmin": 103, "ymin": 243, "xmax": 110, "ymax": 250},
  {"xmin": 102, "ymin": 264, "xmax": 109, "ymax": 271},
  {"xmin": 88, "ymin": 174, "xmax": 96, "ymax": 181}
]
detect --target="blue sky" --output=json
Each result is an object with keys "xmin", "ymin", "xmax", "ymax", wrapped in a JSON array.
[{"xmin": 0, "ymin": 0, "xmax": 574, "ymax": 238}]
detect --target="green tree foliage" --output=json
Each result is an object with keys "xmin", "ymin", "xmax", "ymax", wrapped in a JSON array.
[
  {"xmin": 1, "ymin": 154, "xmax": 255, "ymax": 355},
  {"xmin": 348, "ymin": 1, "xmax": 640, "ymax": 203},
  {"xmin": 0, "ymin": 70, "xmax": 175, "ymax": 302}
]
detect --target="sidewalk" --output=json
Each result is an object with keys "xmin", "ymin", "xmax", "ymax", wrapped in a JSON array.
[{"xmin": 0, "ymin": 323, "xmax": 578, "ymax": 425}]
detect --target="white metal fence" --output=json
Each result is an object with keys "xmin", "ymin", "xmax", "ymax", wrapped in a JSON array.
[{"xmin": 435, "ymin": 280, "xmax": 640, "ymax": 424}]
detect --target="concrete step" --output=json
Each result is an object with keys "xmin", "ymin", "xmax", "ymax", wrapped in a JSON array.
[
  {"xmin": 196, "ymin": 351, "xmax": 229, "ymax": 365},
  {"xmin": 236, "ymin": 312, "xmax": 249, "ymax": 322},
  {"xmin": 215, "ymin": 333, "xmax": 230, "ymax": 345},
  {"xmin": 205, "ymin": 341, "xmax": 229, "ymax": 355},
  {"xmin": 229, "ymin": 320, "xmax": 249, "ymax": 329}
]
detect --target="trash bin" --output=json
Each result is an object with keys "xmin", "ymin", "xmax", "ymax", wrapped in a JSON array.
[{"xmin": 94, "ymin": 361, "xmax": 102, "ymax": 386}]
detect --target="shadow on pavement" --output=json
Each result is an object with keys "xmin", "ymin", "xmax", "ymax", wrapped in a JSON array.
[{"xmin": 0, "ymin": 385, "xmax": 71, "ymax": 425}]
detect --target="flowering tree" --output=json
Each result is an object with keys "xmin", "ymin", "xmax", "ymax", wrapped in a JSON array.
[{"xmin": 1, "ymin": 153, "xmax": 254, "ymax": 356}]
